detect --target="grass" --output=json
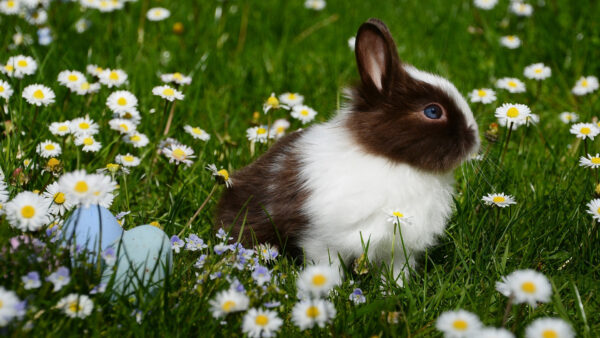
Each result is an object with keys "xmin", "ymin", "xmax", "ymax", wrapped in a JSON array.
[{"xmin": 1, "ymin": 0, "xmax": 599, "ymax": 336}]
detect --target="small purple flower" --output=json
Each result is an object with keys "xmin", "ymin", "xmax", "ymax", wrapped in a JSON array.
[
  {"xmin": 210, "ymin": 271, "xmax": 222, "ymax": 280},
  {"xmin": 102, "ymin": 247, "xmax": 116, "ymax": 265},
  {"xmin": 230, "ymin": 278, "xmax": 245, "ymax": 293},
  {"xmin": 215, "ymin": 228, "xmax": 233, "ymax": 241},
  {"xmin": 131, "ymin": 309, "xmax": 143, "ymax": 324},
  {"xmin": 185, "ymin": 234, "xmax": 208, "ymax": 251},
  {"xmin": 252, "ymin": 265, "xmax": 271, "ymax": 286},
  {"xmin": 21, "ymin": 271, "xmax": 41, "ymax": 290},
  {"xmin": 115, "ymin": 211, "xmax": 130, "ymax": 219},
  {"xmin": 170, "ymin": 235, "xmax": 185, "ymax": 253},
  {"xmin": 15, "ymin": 300, "xmax": 27, "ymax": 319},
  {"xmin": 349, "ymin": 288, "xmax": 366, "ymax": 305},
  {"xmin": 47, "ymin": 266, "xmax": 70, "ymax": 292},
  {"xmin": 90, "ymin": 283, "xmax": 107, "ymax": 294},
  {"xmin": 213, "ymin": 243, "xmax": 229, "ymax": 255},
  {"xmin": 257, "ymin": 243, "xmax": 279, "ymax": 262},
  {"xmin": 263, "ymin": 301, "xmax": 281, "ymax": 308},
  {"xmin": 194, "ymin": 254, "xmax": 207, "ymax": 269}
]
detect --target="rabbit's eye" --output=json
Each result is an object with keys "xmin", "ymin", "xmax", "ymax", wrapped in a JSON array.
[{"xmin": 423, "ymin": 104, "xmax": 443, "ymax": 119}]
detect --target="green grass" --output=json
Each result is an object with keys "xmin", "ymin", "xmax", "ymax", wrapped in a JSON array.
[{"xmin": 1, "ymin": 0, "xmax": 599, "ymax": 336}]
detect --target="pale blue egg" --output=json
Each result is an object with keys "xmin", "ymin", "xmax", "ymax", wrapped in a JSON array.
[
  {"xmin": 102, "ymin": 225, "xmax": 172, "ymax": 296},
  {"xmin": 62, "ymin": 205, "xmax": 124, "ymax": 255}
]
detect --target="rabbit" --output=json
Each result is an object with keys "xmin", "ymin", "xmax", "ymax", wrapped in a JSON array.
[{"xmin": 216, "ymin": 18, "xmax": 480, "ymax": 285}]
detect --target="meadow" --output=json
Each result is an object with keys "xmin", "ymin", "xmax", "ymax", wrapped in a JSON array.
[{"xmin": 0, "ymin": 0, "xmax": 599, "ymax": 336}]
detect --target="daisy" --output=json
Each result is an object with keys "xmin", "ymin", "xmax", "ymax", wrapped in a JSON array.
[
  {"xmin": 304, "ymin": 0, "xmax": 325, "ymax": 11},
  {"xmin": 559, "ymin": 112, "xmax": 578, "ymax": 124},
  {"xmin": 98, "ymin": 163, "xmax": 129, "ymax": 177},
  {"xmin": 57, "ymin": 170, "xmax": 96, "ymax": 206},
  {"xmin": 279, "ymin": 92, "xmax": 304, "ymax": 107},
  {"xmin": 246, "ymin": 125, "xmax": 269, "ymax": 143},
  {"xmin": 152, "ymin": 85, "xmax": 184, "ymax": 101},
  {"xmin": 106, "ymin": 90, "xmax": 138, "ymax": 113},
  {"xmin": 482, "ymin": 193, "xmax": 516, "ymax": 208},
  {"xmin": 57, "ymin": 70, "xmax": 86, "ymax": 87},
  {"xmin": 163, "ymin": 144, "xmax": 195, "ymax": 166},
  {"xmin": 263, "ymin": 93, "xmax": 289, "ymax": 113},
  {"xmin": 0, "ymin": 287, "xmax": 21, "ymax": 327},
  {"xmin": 495, "ymin": 103, "xmax": 531, "ymax": 127},
  {"xmin": 468, "ymin": 88, "xmax": 496, "ymax": 104},
  {"xmin": 496, "ymin": 78, "xmax": 526, "ymax": 93},
  {"xmin": 511, "ymin": 2, "xmax": 533, "ymax": 16},
  {"xmin": 115, "ymin": 153, "xmax": 141, "ymax": 167},
  {"xmin": 0, "ymin": 0, "xmax": 20, "ymax": 15},
  {"xmin": 256, "ymin": 243, "xmax": 279, "ymax": 262},
  {"xmin": 297, "ymin": 264, "xmax": 340, "ymax": 298},
  {"xmin": 524, "ymin": 63, "xmax": 551, "ymax": 81},
  {"xmin": 22, "ymin": 84, "xmax": 55, "ymax": 106},
  {"xmin": 270, "ymin": 119, "xmax": 290, "ymax": 139},
  {"xmin": 160, "ymin": 72, "xmax": 191, "ymax": 85},
  {"xmin": 291, "ymin": 105, "xmax": 318, "ymax": 124},
  {"xmin": 206, "ymin": 164, "xmax": 232, "ymax": 187},
  {"xmin": 579, "ymin": 154, "xmax": 600, "ymax": 169},
  {"xmin": 572, "ymin": 76, "xmax": 599, "ymax": 96},
  {"xmin": 209, "ymin": 289, "xmax": 250, "ymax": 318},
  {"xmin": 586, "ymin": 199, "xmax": 600, "ymax": 221},
  {"xmin": 116, "ymin": 108, "xmax": 142, "ymax": 124},
  {"xmin": 86, "ymin": 174, "xmax": 117, "ymax": 208},
  {"xmin": 476, "ymin": 327, "xmax": 515, "ymax": 338},
  {"xmin": 75, "ymin": 135, "xmax": 102, "ymax": 152},
  {"xmin": 184, "ymin": 125, "xmax": 210, "ymax": 141},
  {"xmin": 385, "ymin": 208, "xmax": 413, "ymax": 226},
  {"xmin": 4, "ymin": 191, "xmax": 50, "ymax": 231},
  {"xmin": 147, "ymin": 7, "xmax": 170, "ymax": 21},
  {"xmin": 569, "ymin": 122, "xmax": 599, "ymax": 140},
  {"xmin": 70, "ymin": 81, "xmax": 101, "ymax": 95},
  {"xmin": 43, "ymin": 182, "xmax": 73, "ymax": 216},
  {"xmin": 495, "ymin": 269, "xmax": 552, "ymax": 307},
  {"xmin": 525, "ymin": 318, "xmax": 574, "ymax": 338},
  {"xmin": 242, "ymin": 308, "xmax": 283, "ymax": 338},
  {"xmin": 86, "ymin": 64, "xmax": 104, "ymax": 77},
  {"xmin": 75, "ymin": 18, "xmax": 91, "ymax": 33},
  {"xmin": 21, "ymin": 271, "xmax": 42, "ymax": 290},
  {"xmin": 109, "ymin": 118, "xmax": 136, "ymax": 135},
  {"xmin": 5, "ymin": 55, "xmax": 37, "ymax": 78},
  {"xmin": 36, "ymin": 140, "xmax": 61, "ymax": 158},
  {"xmin": 291, "ymin": 299, "xmax": 336, "ymax": 330},
  {"xmin": 474, "ymin": 0, "xmax": 498, "ymax": 10},
  {"xmin": 123, "ymin": 132, "xmax": 149, "ymax": 148},
  {"xmin": 0, "ymin": 79, "xmax": 14, "ymax": 100},
  {"xmin": 48, "ymin": 121, "xmax": 71, "ymax": 136},
  {"xmin": 70, "ymin": 117, "xmax": 99, "ymax": 136},
  {"xmin": 98, "ymin": 68, "xmax": 127, "ymax": 88},
  {"xmin": 500, "ymin": 35, "xmax": 521, "ymax": 49},
  {"xmin": 56, "ymin": 294, "xmax": 94, "ymax": 319},
  {"xmin": 435, "ymin": 310, "xmax": 483, "ymax": 338}
]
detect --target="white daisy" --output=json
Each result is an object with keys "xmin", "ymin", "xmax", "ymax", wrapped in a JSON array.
[
  {"xmin": 70, "ymin": 81, "xmax": 101, "ymax": 95},
  {"xmin": 569, "ymin": 122, "xmax": 599, "ymax": 140},
  {"xmin": 56, "ymin": 294, "xmax": 94, "ymax": 319},
  {"xmin": 57, "ymin": 70, "xmax": 86, "ymax": 87},
  {"xmin": 579, "ymin": 154, "xmax": 600, "ymax": 169},
  {"xmin": 524, "ymin": 63, "xmax": 551, "ymax": 80},
  {"xmin": 0, "ymin": 79, "xmax": 14, "ymax": 100},
  {"xmin": 4, "ymin": 191, "xmax": 51, "ymax": 231},
  {"xmin": 206, "ymin": 164, "xmax": 232, "ymax": 187},
  {"xmin": 297, "ymin": 264, "xmax": 340, "ymax": 298},
  {"xmin": 558, "ymin": 112, "xmax": 578, "ymax": 124},
  {"xmin": 586, "ymin": 198, "xmax": 600, "ymax": 221},
  {"xmin": 495, "ymin": 103, "xmax": 531, "ymax": 127},
  {"xmin": 160, "ymin": 72, "xmax": 191, "ymax": 85},
  {"xmin": 385, "ymin": 208, "xmax": 413, "ymax": 227},
  {"xmin": 269, "ymin": 119, "xmax": 290, "ymax": 139},
  {"xmin": 474, "ymin": 0, "xmax": 498, "ymax": 10},
  {"xmin": 74, "ymin": 135, "xmax": 102, "ymax": 152},
  {"xmin": 475, "ymin": 327, "xmax": 515, "ymax": 338},
  {"xmin": 115, "ymin": 153, "xmax": 141, "ymax": 167},
  {"xmin": 49, "ymin": 121, "xmax": 71, "ymax": 136},
  {"xmin": 0, "ymin": 287, "xmax": 21, "ymax": 327},
  {"xmin": 163, "ymin": 144, "xmax": 195, "ymax": 166},
  {"xmin": 279, "ymin": 92, "xmax": 304, "ymax": 107},
  {"xmin": 291, "ymin": 105, "xmax": 318, "ymax": 124},
  {"xmin": 0, "ymin": 0, "xmax": 20, "ymax": 15},
  {"xmin": 242, "ymin": 308, "xmax": 283, "ymax": 338},
  {"xmin": 304, "ymin": 0, "xmax": 325, "ymax": 11},
  {"xmin": 468, "ymin": 88, "xmax": 496, "ymax": 104},
  {"xmin": 496, "ymin": 77, "xmax": 526, "ymax": 93},
  {"xmin": 86, "ymin": 64, "xmax": 104, "ymax": 77},
  {"xmin": 525, "ymin": 318, "xmax": 574, "ymax": 338},
  {"xmin": 500, "ymin": 35, "xmax": 521, "ymax": 49},
  {"xmin": 246, "ymin": 125, "xmax": 269, "ymax": 143},
  {"xmin": 495, "ymin": 269, "xmax": 552, "ymax": 307},
  {"xmin": 58, "ymin": 170, "xmax": 95, "ymax": 206},
  {"xmin": 510, "ymin": 2, "xmax": 533, "ymax": 16},
  {"xmin": 43, "ymin": 182, "xmax": 73, "ymax": 216},
  {"xmin": 435, "ymin": 310, "xmax": 483, "ymax": 338},
  {"xmin": 5, "ymin": 55, "xmax": 37, "ymax": 78},
  {"xmin": 291, "ymin": 299, "xmax": 336, "ymax": 331},
  {"xmin": 152, "ymin": 85, "xmax": 184, "ymax": 101},
  {"xmin": 98, "ymin": 68, "xmax": 128, "ymax": 88},
  {"xmin": 209, "ymin": 289, "xmax": 250, "ymax": 318},
  {"xmin": 184, "ymin": 125, "xmax": 210, "ymax": 141},
  {"xmin": 109, "ymin": 118, "xmax": 136, "ymax": 135},
  {"xmin": 22, "ymin": 84, "xmax": 55, "ymax": 106},
  {"xmin": 482, "ymin": 193, "xmax": 516, "ymax": 208},
  {"xmin": 36, "ymin": 140, "xmax": 61, "ymax": 158},
  {"xmin": 123, "ymin": 132, "xmax": 149, "ymax": 148},
  {"xmin": 87, "ymin": 174, "xmax": 117, "ymax": 208},
  {"xmin": 106, "ymin": 90, "xmax": 138, "ymax": 113},
  {"xmin": 116, "ymin": 108, "xmax": 142, "ymax": 125},
  {"xmin": 147, "ymin": 7, "xmax": 170, "ymax": 21},
  {"xmin": 263, "ymin": 93, "xmax": 289, "ymax": 113},
  {"xmin": 572, "ymin": 76, "xmax": 599, "ymax": 96},
  {"xmin": 70, "ymin": 117, "xmax": 99, "ymax": 136}
]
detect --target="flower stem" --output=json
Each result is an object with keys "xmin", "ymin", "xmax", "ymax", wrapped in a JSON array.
[
  {"xmin": 501, "ymin": 295, "xmax": 514, "ymax": 327},
  {"xmin": 180, "ymin": 184, "xmax": 218, "ymax": 237},
  {"xmin": 499, "ymin": 123, "xmax": 514, "ymax": 166},
  {"xmin": 163, "ymin": 100, "xmax": 177, "ymax": 136}
]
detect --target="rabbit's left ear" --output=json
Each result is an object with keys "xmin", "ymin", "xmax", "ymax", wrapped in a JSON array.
[{"xmin": 355, "ymin": 18, "xmax": 402, "ymax": 95}]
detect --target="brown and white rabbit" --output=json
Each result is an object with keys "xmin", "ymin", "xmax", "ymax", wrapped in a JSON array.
[{"xmin": 216, "ymin": 18, "xmax": 479, "ymax": 285}]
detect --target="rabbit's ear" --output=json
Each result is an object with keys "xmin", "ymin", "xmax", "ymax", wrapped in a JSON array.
[{"xmin": 355, "ymin": 18, "xmax": 401, "ymax": 95}]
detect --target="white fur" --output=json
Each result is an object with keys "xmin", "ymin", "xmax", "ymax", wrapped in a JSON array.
[{"xmin": 295, "ymin": 113, "xmax": 455, "ymax": 282}]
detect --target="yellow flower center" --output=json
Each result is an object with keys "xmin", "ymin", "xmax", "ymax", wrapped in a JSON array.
[
  {"xmin": 492, "ymin": 196, "xmax": 505, "ymax": 203},
  {"xmin": 79, "ymin": 122, "xmax": 90, "ymax": 130},
  {"xmin": 452, "ymin": 319, "xmax": 468, "ymax": 331},
  {"xmin": 477, "ymin": 90, "xmax": 486, "ymax": 97},
  {"xmin": 172, "ymin": 148, "xmax": 186, "ymax": 160},
  {"xmin": 109, "ymin": 71, "xmax": 119, "ymax": 80},
  {"xmin": 33, "ymin": 89, "xmax": 45, "ymax": 99},
  {"xmin": 54, "ymin": 192, "xmax": 66, "ymax": 204},
  {"xmin": 68, "ymin": 74, "xmax": 78, "ymax": 82},
  {"xmin": 300, "ymin": 109, "xmax": 309, "ymax": 116},
  {"xmin": 581, "ymin": 80, "xmax": 588, "ymax": 87},
  {"xmin": 58, "ymin": 125, "xmax": 68, "ymax": 132},
  {"xmin": 106, "ymin": 163, "xmax": 120, "ymax": 173},
  {"xmin": 222, "ymin": 300, "xmax": 235, "ymax": 312},
  {"xmin": 21, "ymin": 205, "xmax": 35, "ymax": 218},
  {"xmin": 131, "ymin": 135, "xmax": 141, "ymax": 142},
  {"xmin": 123, "ymin": 155, "xmax": 135, "ymax": 162},
  {"xmin": 81, "ymin": 82, "xmax": 90, "ymax": 90},
  {"xmin": 521, "ymin": 281, "xmax": 536, "ymax": 293},
  {"xmin": 288, "ymin": 93, "xmax": 296, "ymax": 100},
  {"xmin": 312, "ymin": 274, "xmax": 326, "ymax": 286},
  {"xmin": 591, "ymin": 157, "xmax": 600, "ymax": 164},
  {"xmin": 173, "ymin": 72, "xmax": 182, "ymax": 80},
  {"xmin": 256, "ymin": 128, "xmax": 267, "ymax": 135},
  {"xmin": 47, "ymin": 158, "xmax": 60, "ymax": 167},
  {"xmin": 75, "ymin": 181, "xmax": 89, "ymax": 193},
  {"xmin": 506, "ymin": 107, "xmax": 519, "ymax": 118},
  {"xmin": 507, "ymin": 36, "xmax": 515, "ymax": 41},
  {"xmin": 117, "ymin": 97, "xmax": 127, "ymax": 106},
  {"xmin": 276, "ymin": 126, "xmax": 285, "ymax": 134},
  {"xmin": 7, "ymin": 0, "xmax": 15, "ymax": 7},
  {"xmin": 83, "ymin": 137, "xmax": 94, "ymax": 146},
  {"xmin": 96, "ymin": 67, "xmax": 103, "ymax": 73},
  {"xmin": 306, "ymin": 306, "xmax": 320, "ymax": 318},
  {"xmin": 68, "ymin": 301, "xmax": 81, "ymax": 313},
  {"xmin": 535, "ymin": 68, "xmax": 543, "ymax": 74},
  {"xmin": 163, "ymin": 88, "xmax": 174, "ymax": 96},
  {"xmin": 119, "ymin": 123, "xmax": 129, "ymax": 131},
  {"xmin": 17, "ymin": 60, "xmax": 28, "ymax": 67},
  {"xmin": 192, "ymin": 127, "xmax": 203, "ymax": 135},
  {"xmin": 542, "ymin": 329, "xmax": 558, "ymax": 338},
  {"xmin": 580, "ymin": 127, "xmax": 591, "ymax": 135},
  {"xmin": 392, "ymin": 211, "xmax": 404, "ymax": 218},
  {"xmin": 149, "ymin": 221, "xmax": 161, "ymax": 228},
  {"xmin": 255, "ymin": 314, "xmax": 269, "ymax": 326},
  {"xmin": 508, "ymin": 81, "xmax": 517, "ymax": 88},
  {"xmin": 45, "ymin": 144, "xmax": 55, "ymax": 150},
  {"xmin": 266, "ymin": 96, "xmax": 279, "ymax": 107},
  {"xmin": 0, "ymin": 86, "xmax": 4, "ymax": 92},
  {"xmin": 4, "ymin": 65, "xmax": 14, "ymax": 72},
  {"xmin": 217, "ymin": 169, "xmax": 229, "ymax": 181}
]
